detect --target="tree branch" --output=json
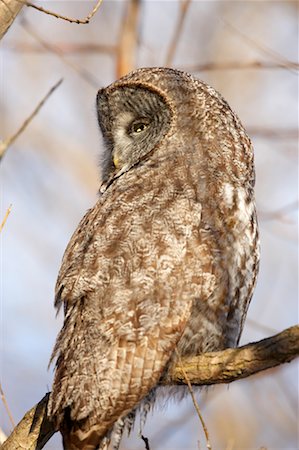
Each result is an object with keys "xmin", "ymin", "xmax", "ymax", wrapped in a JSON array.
[
  {"xmin": 0, "ymin": 78, "xmax": 62, "ymax": 161},
  {"xmin": 167, "ymin": 325, "xmax": 299, "ymax": 385},
  {"xmin": 1, "ymin": 325, "xmax": 298, "ymax": 449},
  {"xmin": 16, "ymin": 0, "xmax": 103, "ymax": 24},
  {"xmin": 0, "ymin": 0, "xmax": 23, "ymax": 39},
  {"xmin": 1, "ymin": 393, "xmax": 54, "ymax": 450}
]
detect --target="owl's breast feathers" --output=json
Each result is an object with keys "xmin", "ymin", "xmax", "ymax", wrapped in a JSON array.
[
  {"xmin": 48, "ymin": 161, "xmax": 258, "ymax": 448},
  {"xmin": 48, "ymin": 173, "xmax": 203, "ymax": 448}
]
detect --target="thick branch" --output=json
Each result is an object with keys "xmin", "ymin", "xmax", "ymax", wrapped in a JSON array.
[
  {"xmin": 0, "ymin": 0, "xmax": 23, "ymax": 39},
  {"xmin": 167, "ymin": 324, "xmax": 299, "ymax": 385},
  {"xmin": 1, "ymin": 393, "xmax": 54, "ymax": 450},
  {"xmin": 1, "ymin": 325, "xmax": 298, "ymax": 449}
]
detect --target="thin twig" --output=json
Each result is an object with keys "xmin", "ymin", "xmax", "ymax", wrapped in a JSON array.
[
  {"xmin": 21, "ymin": 18, "xmax": 100, "ymax": 88},
  {"xmin": 8, "ymin": 42, "xmax": 116, "ymax": 54},
  {"xmin": 16, "ymin": 0, "xmax": 103, "ymax": 24},
  {"xmin": 0, "ymin": 79, "xmax": 62, "ymax": 161},
  {"xmin": 175, "ymin": 349, "xmax": 212, "ymax": 450},
  {"xmin": 182, "ymin": 60, "xmax": 299, "ymax": 73},
  {"xmin": 165, "ymin": 0, "xmax": 192, "ymax": 66},
  {"xmin": 0, "ymin": 382, "xmax": 15, "ymax": 428},
  {"xmin": 0, "ymin": 205, "xmax": 12, "ymax": 233},
  {"xmin": 221, "ymin": 19, "xmax": 298, "ymax": 74}
]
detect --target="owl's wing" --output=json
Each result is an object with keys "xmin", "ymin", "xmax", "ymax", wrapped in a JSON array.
[{"xmin": 48, "ymin": 191, "xmax": 202, "ymax": 448}]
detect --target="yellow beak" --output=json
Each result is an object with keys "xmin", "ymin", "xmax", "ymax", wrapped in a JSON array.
[{"xmin": 113, "ymin": 155, "xmax": 120, "ymax": 169}]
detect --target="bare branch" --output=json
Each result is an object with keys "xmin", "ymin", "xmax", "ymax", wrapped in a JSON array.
[
  {"xmin": 8, "ymin": 41, "xmax": 116, "ymax": 54},
  {"xmin": 16, "ymin": 0, "xmax": 103, "ymax": 24},
  {"xmin": 221, "ymin": 19, "xmax": 298, "ymax": 74},
  {"xmin": 175, "ymin": 349, "xmax": 212, "ymax": 450},
  {"xmin": 21, "ymin": 18, "xmax": 100, "ymax": 88},
  {"xmin": 116, "ymin": 0, "xmax": 140, "ymax": 78},
  {"xmin": 181, "ymin": 60, "xmax": 299, "ymax": 73},
  {"xmin": 0, "ymin": 382, "xmax": 15, "ymax": 428},
  {"xmin": 165, "ymin": 0, "xmax": 192, "ymax": 66},
  {"xmin": 2, "ymin": 325, "xmax": 298, "ymax": 449},
  {"xmin": 0, "ymin": 205, "xmax": 12, "ymax": 233},
  {"xmin": 0, "ymin": 79, "xmax": 62, "ymax": 161},
  {"xmin": 1, "ymin": 394, "xmax": 54, "ymax": 450},
  {"xmin": 167, "ymin": 325, "xmax": 299, "ymax": 385},
  {"xmin": 0, "ymin": 0, "xmax": 23, "ymax": 39}
]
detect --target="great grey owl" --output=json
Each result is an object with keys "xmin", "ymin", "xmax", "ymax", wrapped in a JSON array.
[{"xmin": 48, "ymin": 67, "xmax": 259, "ymax": 449}]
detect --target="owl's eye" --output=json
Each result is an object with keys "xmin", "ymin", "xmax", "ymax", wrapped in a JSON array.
[
  {"xmin": 133, "ymin": 123, "xmax": 147, "ymax": 133},
  {"xmin": 130, "ymin": 119, "xmax": 150, "ymax": 135}
]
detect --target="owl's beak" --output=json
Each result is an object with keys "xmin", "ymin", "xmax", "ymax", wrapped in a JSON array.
[{"xmin": 112, "ymin": 154, "xmax": 119, "ymax": 169}]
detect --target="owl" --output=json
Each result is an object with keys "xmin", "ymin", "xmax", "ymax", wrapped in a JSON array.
[{"xmin": 48, "ymin": 67, "xmax": 259, "ymax": 450}]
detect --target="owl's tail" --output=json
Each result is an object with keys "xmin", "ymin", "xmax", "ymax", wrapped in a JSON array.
[{"xmin": 60, "ymin": 417, "xmax": 111, "ymax": 450}]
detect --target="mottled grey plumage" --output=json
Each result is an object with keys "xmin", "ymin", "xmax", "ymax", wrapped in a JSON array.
[{"xmin": 48, "ymin": 67, "xmax": 259, "ymax": 449}]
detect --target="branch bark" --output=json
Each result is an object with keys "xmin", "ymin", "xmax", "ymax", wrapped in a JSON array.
[
  {"xmin": 167, "ymin": 324, "xmax": 299, "ymax": 385},
  {"xmin": 0, "ymin": 0, "xmax": 23, "ymax": 39},
  {"xmin": 1, "ymin": 393, "xmax": 54, "ymax": 450},
  {"xmin": 1, "ymin": 325, "xmax": 298, "ymax": 449}
]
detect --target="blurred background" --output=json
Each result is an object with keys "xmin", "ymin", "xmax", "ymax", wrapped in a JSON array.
[{"xmin": 0, "ymin": 1, "xmax": 298, "ymax": 449}]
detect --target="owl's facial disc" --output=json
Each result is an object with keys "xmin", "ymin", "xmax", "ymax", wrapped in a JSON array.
[
  {"xmin": 112, "ymin": 113, "xmax": 154, "ymax": 172},
  {"xmin": 113, "ymin": 117, "xmax": 149, "ymax": 169},
  {"xmin": 97, "ymin": 85, "xmax": 172, "ymax": 180}
]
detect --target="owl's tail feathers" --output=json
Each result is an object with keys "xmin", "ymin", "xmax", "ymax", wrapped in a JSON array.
[
  {"xmin": 62, "ymin": 398, "xmax": 153, "ymax": 449},
  {"xmin": 60, "ymin": 417, "xmax": 112, "ymax": 450}
]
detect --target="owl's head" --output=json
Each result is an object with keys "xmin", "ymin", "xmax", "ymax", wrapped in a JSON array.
[
  {"xmin": 97, "ymin": 82, "xmax": 173, "ymax": 182},
  {"xmin": 96, "ymin": 67, "xmax": 254, "ymax": 190}
]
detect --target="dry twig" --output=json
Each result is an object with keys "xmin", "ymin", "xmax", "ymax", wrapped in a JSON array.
[
  {"xmin": 165, "ymin": 0, "xmax": 192, "ymax": 66},
  {"xmin": 0, "ymin": 383, "xmax": 15, "ymax": 428},
  {"xmin": 21, "ymin": 18, "xmax": 100, "ymax": 88},
  {"xmin": 16, "ymin": 0, "xmax": 103, "ymax": 24},
  {"xmin": 175, "ymin": 349, "xmax": 212, "ymax": 450},
  {"xmin": 0, "ymin": 78, "xmax": 62, "ymax": 161},
  {"xmin": 8, "ymin": 41, "xmax": 116, "ymax": 54},
  {"xmin": 0, "ymin": 205, "xmax": 12, "ymax": 233},
  {"xmin": 182, "ymin": 60, "xmax": 299, "ymax": 73},
  {"xmin": 222, "ymin": 19, "xmax": 298, "ymax": 74},
  {"xmin": 1, "ymin": 325, "xmax": 298, "ymax": 449}
]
